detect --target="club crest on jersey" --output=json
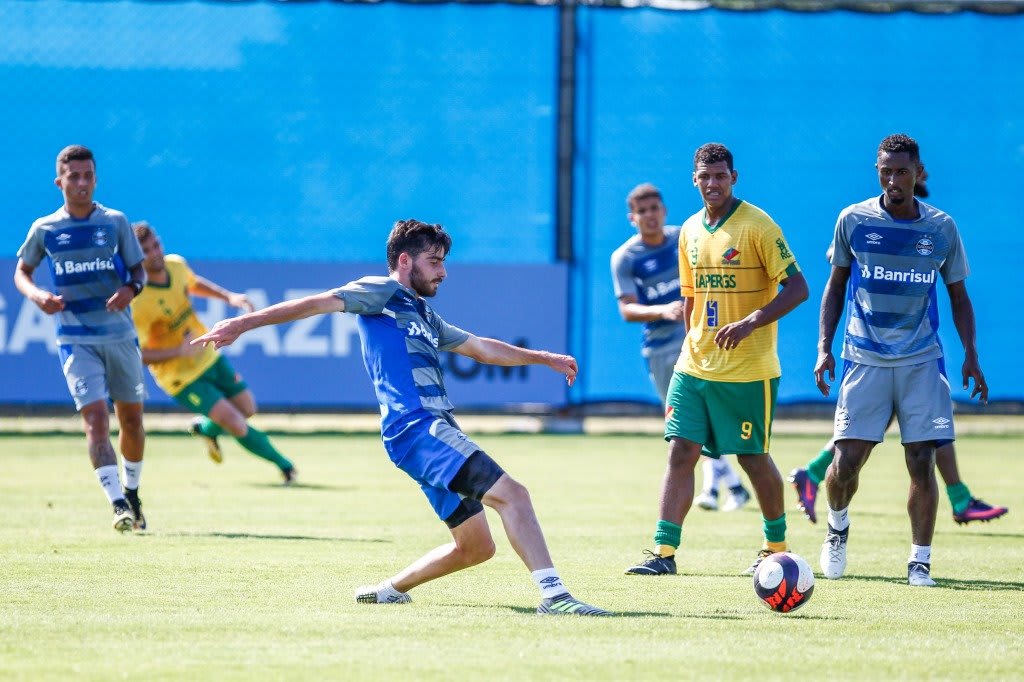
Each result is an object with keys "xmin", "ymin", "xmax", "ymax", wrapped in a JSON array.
[
  {"xmin": 721, "ymin": 247, "xmax": 741, "ymax": 265},
  {"xmin": 916, "ymin": 238, "xmax": 934, "ymax": 256},
  {"xmin": 92, "ymin": 228, "xmax": 109, "ymax": 247},
  {"xmin": 407, "ymin": 321, "xmax": 439, "ymax": 348}
]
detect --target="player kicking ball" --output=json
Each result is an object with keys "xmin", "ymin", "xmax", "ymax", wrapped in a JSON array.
[{"xmin": 193, "ymin": 219, "xmax": 611, "ymax": 616}]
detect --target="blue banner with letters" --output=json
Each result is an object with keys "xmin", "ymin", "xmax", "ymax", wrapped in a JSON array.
[{"xmin": 0, "ymin": 259, "xmax": 569, "ymax": 409}]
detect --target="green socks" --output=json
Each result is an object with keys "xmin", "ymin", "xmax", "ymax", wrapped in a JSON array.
[
  {"xmin": 196, "ymin": 416, "xmax": 224, "ymax": 439},
  {"xmin": 237, "ymin": 426, "xmax": 293, "ymax": 471},
  {"xmin": 763, "ymin": 514, "xmax": 787, "ymax": 544},
  {"xmin": 653, "ymin": 520, "xmax": 682, "ymax": 554},
  {"xmin": 807, "ymin": 448, "xmax": 835, "ymax": 486},
  {"xmin": 947, "ymin": 482, "xmax": 972, "ymax": 515}
]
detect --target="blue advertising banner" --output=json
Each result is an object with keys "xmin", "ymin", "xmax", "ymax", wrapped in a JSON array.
[{"xmin": 0, "ymin": 259, "xmax": 569, "ymax": 409}]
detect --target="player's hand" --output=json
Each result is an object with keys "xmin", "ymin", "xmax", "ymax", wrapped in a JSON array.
[
  {"xmin": 814, "ymin": 351, "xmax": 836, "ymax": 397},
  {"xmin": 178, "ymin": 332, "xmax": 205, "ymax": 358},
  {"xmin": 105, "ymin": 285, "xmax": 134, "ymax": 312},
  {"xmin": 713, "ymin": 319, "xmax": 754, "ymax": 350},
  {"xmin": 227, "ymin": 292, "xmax": 255, "ymax": 313},
  {"xmin": 192, "ymin": 317, "xmax": 244, "ymax": 349},
  {"xmin": 546, "ymin": 352, "xmax": 578, "ymax": 387},
  {"xmin": 660, "ymin": 301, "xmax": 687, "ymax": 322},
  {"xmin": 32, "ymin": 290, "xmax": 65, "ymax": 314},
  {"xmin": 962, "ymin": 357, "xmax": 988, "ymax": 404}
]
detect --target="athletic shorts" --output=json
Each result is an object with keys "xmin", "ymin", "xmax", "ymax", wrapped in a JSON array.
[
  {"xmin": 664, "ymin": 371, "xmax": 778, "ymax": 457},
  {"xmin": 833, "ymin": 359, "xmax": 954, "ymax": 444},
  {"xmin": 645, "ymin": 344, "xmax": 682, "ymax": 407},
  {"xmin": 58, "ymin": 340, "xmax": 146, "ymax": 410},
  {"xmin": 383, "ymin": 412, "xmax": 505, "ymax": 525},
  {"xmin": 172, "ymin": 355, "xmax": 248, "ymax": 415}
]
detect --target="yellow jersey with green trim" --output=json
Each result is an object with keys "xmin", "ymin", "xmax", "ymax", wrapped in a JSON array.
[
  {"xmin": 675, "ymin": 199, "xmax": 800, "ymax": 382},
  {"xmin": 131, "ymin": 255, "xmax": 218, "ymax": 396}
]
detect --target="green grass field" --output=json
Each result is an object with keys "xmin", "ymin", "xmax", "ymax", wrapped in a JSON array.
[{"xmin": 1, "ymin": 431, "xmax": 1022, "ymax": 680}]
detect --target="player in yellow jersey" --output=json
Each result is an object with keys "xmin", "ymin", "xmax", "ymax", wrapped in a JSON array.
[
  {"xmin": 131, "ymin": 222, "xmax": 297, "ymax": 483},
  {"xmin": 625, "ymin": 143, "xmax": 808, "ymax": 576}
]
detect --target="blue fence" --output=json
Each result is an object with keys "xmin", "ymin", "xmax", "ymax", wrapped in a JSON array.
[{"xmin": 2, "ymin": 1, "xmax": 1022, "ymax": 407}]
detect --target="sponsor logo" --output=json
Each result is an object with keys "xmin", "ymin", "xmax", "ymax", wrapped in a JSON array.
[
  {"xmin": 644, "ymin": 278, "xmax": 680, "ymax": 300},
  {"xmin": 866, "ymin": 232, "xmax": 883, "ymax": 245},
  {"xmin": 56, "ymin": 233, "xmax": 72, "ymax": 245},
  {"xmin": 53, "ymin": 257, "xmax": 116, "ymax": 276},
  {"xmin": 932, "ymin": 416, "xmax": 951, "ymax": 429},
  {"xmin": 642, "ymin": 259, "xmax": 658, "ymax": 273},
  {"xmin": 74, "ymin": 378, "xmax": 88, "ymax": 397},
  {"xmin": 859, "ymin": 264, "xmax": 936, "ymax": 284},
  {"xmin": 92, "ymin": 228, "xmax": 108, "ymax": 247},
  {"xmin": 835, "ymin": 408, "xmax": 850, "ymax": 433},
  {"xmin": 916, "ymin": 238, "xmax": 934, "ymax": 256},
  {"xmin": 539, "ymin": 576, "xmax": 564, "ymax": 589},
  {"xmin": 722, "ymin": 247, "xmax": 741, "ymax": 265},
  {"xmin": 695, "ymin": 273, "xmax": 736, "ymax": 289},
  {"xmin": 775, "ymin": 238, "xmax": 792, "ymax": 260},
  {"xmin": 407, "ymin": 320, "xmax": 439, "ymax": 348}
]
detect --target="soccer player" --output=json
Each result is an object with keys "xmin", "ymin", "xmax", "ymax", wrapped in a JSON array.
[
  {"xmin": 192, "ymin": 219, "xmax": 611, "ymax": 616},
  {"xmin": 789, "ymin": 168, "xmax": 1007, "ymax": 526},
  {"xmin": 624, "ymin": 143, "xmax": 809, "ymax": 577},
  {"xmin": 14, "ymin": 145, "xmax": 148, "ymax": 532},
  {"xmin": 130, "ymin": 222, "xmax": 297, "ymax": 483},
  {"xmin": 814, "ymin": 134, "xmax": 988, "ymax": 587},
  {"xmin": 611, "ymin": 183, "xmax": 751, "ymax": 512}
]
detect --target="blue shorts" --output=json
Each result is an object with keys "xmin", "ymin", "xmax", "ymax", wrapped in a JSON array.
[{"xmin": 384, "ymin": 413, "xmax": 502, "ymax": 525}]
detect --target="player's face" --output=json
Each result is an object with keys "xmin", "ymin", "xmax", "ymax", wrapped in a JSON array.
[
  {"xmin": 877, "ymin": 151, "xmax": 921, "ymax": 209},
  {"xmin": 693, "ymin": 161, "xmax": 736, "ymax": 212},
  {"xmin": 139, "ymin": 234, "xmax": 166, "ymax": 272},
  {"xmin": 55, "ymin": 159, "xmax": 96, "ymax": 212},
  {"xmin": 409, "ymin": 247, "xmax": 447, "ymax": 297},
  {"xmin": 628, "ymin": 196, "xmax": 666, "ymax": 239}
]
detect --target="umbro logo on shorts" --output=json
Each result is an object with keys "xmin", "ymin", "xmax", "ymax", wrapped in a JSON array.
[{"xmin": 931, "ymin": 417, "xmax": 951, "ymax": 429}]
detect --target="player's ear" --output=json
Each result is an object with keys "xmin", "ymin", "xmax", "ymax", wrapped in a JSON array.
[
  {"xmin": 731, "ymin": 170, "xmax": 739, "ymax": 184},
  {"xmin": 627, "ymin": 212, "xmax": 637, "ymax": 228}
]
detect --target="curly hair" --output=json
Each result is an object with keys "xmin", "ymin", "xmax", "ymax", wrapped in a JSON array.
[
  {"xmin": 693, "ymin": 143, "xmax": 733, "ymax": 171},
  {"xmin": 386, "ymin": 219, "xmax": 452, "ymax": 272},
  {"xmin": 877, "ymin": 134, "xmax": 920, "ymax": 163}
]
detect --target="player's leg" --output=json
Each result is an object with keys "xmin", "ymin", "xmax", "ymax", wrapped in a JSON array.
[
  {"xmin": 821, "ymin": 362, "xmax": 891, "ymax": 579},
  {"xmin": 695, "ymin": 456, "xmax": 719, "ymax": 511},
  {"xmin": 935, "ymin": 441, "xmax": 1009, "ymax": 524},
  {"xmin": 60, "ymin": 343, "xmax": 133, "ymax": 532},
  {"xmin": 788, "ymin": 438, "xmax": 835, "ymax": 523},
  {"xmin": 717, "ymin": 458, "xmax": 751, "ymax": 512},
  {"xmin": 210, "ymin": 394, "xmax": 296, "ymax": 480},
  {"xmin": 903, "ymin": 440, "xmax": 938, "ymax": 585},
  {"xmin": 113, "ymin": 400, "xmax": 146, "ymax": 530}
]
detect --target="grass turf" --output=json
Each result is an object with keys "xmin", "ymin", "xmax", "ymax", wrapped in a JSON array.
[{"xmin": 1, "ymin": 431, "xmax": 1021, "ymax": 680}]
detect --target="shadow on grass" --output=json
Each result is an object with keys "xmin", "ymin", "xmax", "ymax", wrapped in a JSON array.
[
  {"xmin": 156, "ymin": 531, "xmax": 388, "ymax": 543},
  {"xmin": 946, "ymin": 531, "xmax": 1023, "ymax": 540},
  {"xmin": 844, "ymin": 574, "xmax": 1024, "ymax": 591},
  {"xmin": 247, "ymin": 482, "xmax": 354, "ymax": 491},
  {"xmin": 502, "ymin": 605, "xmax": 681, "ymax": 618}
]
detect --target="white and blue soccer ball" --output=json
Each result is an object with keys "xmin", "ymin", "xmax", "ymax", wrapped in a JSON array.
[{"xmin": 753, "ymin": 551, "xmax": 815, "ymax": 613}]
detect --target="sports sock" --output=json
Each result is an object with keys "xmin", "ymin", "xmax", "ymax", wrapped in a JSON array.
[
  {"xmin": 653, "ymin": 520, "xmax": 682, "ymax": 556},
  {"xmin": 197, "ymin": 417, "xmax": 224, "ymax": 439},
  {"xmin": 378, "ymin": 579, "xmax": 409, "ymax": 602},
  {"xmin": 236, "ymin": 425, "xmax": 294, "ymax": 470},
  {"xmin": 718, "ymin": 458, "xmax": 742, "ymax": 489},
  {"xmin": 701, "ymin": 457, "xmax": 717, "ymax": 495},
  {"xmin": 828, "ymin": 506, "xmax": 850, "ymax": 531},
  {"xmin": 95, "ymin": 465, "xmax": 124, "ymax": 504},
  {"xmin": 531, "ymin": 568, "xmax": 567, "ymax": 599},
  {"xmin": 122, "ymin": 459, "xmax": 143, "ymax": 490},
  {"xmin": 763, "ymin": 514, "xmax": 787, "ymax": 544},
  {"xmin": 909, "ymin": 544, "xmax": 931, "ymax": 565},
  {"xmin": 946, "ymin": 483, "xmax": 972, "ymax": 514},
  {"xmin": 807, "ymin": 448, "xmax": 835, "ymax": 486}
]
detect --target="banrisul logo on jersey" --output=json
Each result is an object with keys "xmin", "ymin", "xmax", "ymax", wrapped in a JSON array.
[
  {"xmin": 859, "ymin": 263, "xmax": 936, "ymax": 283},
  {"xmin": 53, "ymin": 257, "xmax": 116, "ymax": 276},
  {"xmin": 407, "ymin": 320, "xmax": 439, "ymax": 348}
]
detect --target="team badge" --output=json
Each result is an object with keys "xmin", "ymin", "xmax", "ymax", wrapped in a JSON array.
[
  {"xmin": 834, "ymin": 408, "xmax": 850, "ymax": 433},
  {"xmin": 92, "ymin": 228, "xmax": 108, "ymax": 247},
  {"xmin": 74, "ymin": 378, "xmax": 88, "ymax": 397},
  {"xmin": 722, "ymin": 247, "xmax": 741, "ymax": 265},
  {"xmin": 916, "ymin": 238, "xmax": 934, "ymax": 256}
]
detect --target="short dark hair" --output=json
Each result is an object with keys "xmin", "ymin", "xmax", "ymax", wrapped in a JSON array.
[
  {"xmin": 386, "ymin": 219, "xmax": 452, "ymax": 272},
  {"xmin": 693, "ymin": 143, "xmax": 733, "ymax": 171},
  {"xmin": 626, "ymin": 183, "xmax": 663, "ymax": 211},
  {"xmin": 56, "ymin": 145, "xmax": 95, "ymax": 175},
  {"xmin": 132, "ymin": 221, "xmax": 155, "ymax": 242},
  {"xmin": 878, "ymin": 134, "xmax": 920, "ymax": 163}
]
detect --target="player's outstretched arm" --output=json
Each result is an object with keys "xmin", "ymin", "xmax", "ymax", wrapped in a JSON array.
[
  {"xmin": 947, "ymin": 280, "xmax": 988, "ymax": 403},
  {"xmin": 192, "ymin": 291, "xmax": 345, "ymax": 349},
  {"xmin": 453, "ymin": 334, "xmax": 578, "ymax": 386},
  {"xmin": 190, "ymin": 275, "xmax": 255, "ymax": 313},
  {"xmin": 814, "ymin": 266, "xmax": 851, "ymax": 397}
]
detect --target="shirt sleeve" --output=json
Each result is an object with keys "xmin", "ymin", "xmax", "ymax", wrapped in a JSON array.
[
  {"xmin": 757, "ymin": 218, "xmax": 800, "ymax": 282},
  {"xmin": 939, "ymin": 217, "xmax": 970, "ymax": 285},
  {"xmin": 329, "ymin": 277, "xmax": 395, "ymax": 315},
  {"xmin": 16, "ymin": 224, "xmax": 45, "ymax": 267},
  {"xmin": 117, "ymin": 214, "xmax": 145, "ymax": 270},
  {"xmin": 177, "ymin": 256, "xmax": 198, "ymax": 290},
  {"xmin": 435, "ymin": 314, "xmax": 471, "ymax": 351},
  {"xmin": 826, "ymin": 213, "xmax": 853, "ymax": 268},
  {"xmin": 610, "ymin": 247, "xmax": 637, "ymax": 299}
]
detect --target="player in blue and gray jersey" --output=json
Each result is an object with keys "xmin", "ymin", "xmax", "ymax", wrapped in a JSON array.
[
  {"xmin": 14, "ymin": 145, "xmax": 148, "ymax": 532},
  {"xmin": 813, "ymin": 134, "xmax": 988, "ymax": 587},
  {"xmin": 611, "ymin": 183, "xmax": 750, "ymax": 513},
  {"xmin": 194, "ymin": 219, "xmax": 611, "ymax": 617}
]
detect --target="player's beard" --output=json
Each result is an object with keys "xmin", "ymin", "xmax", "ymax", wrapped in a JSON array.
[{"xmin": 409, "ymin": 263, "xmax": 440, "ymax": 297}]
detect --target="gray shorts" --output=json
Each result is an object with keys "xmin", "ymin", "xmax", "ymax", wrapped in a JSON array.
[
  {"xmin": 646, "ymin": 344, "xmax": 682, "ymax": 406},
  {"xmin": 833, "ymin": 359, "xmax": 954, "ymax": 444},
  {"xmin": 57, "ymin": 340, "xmax": 146, "ymax": 410}
]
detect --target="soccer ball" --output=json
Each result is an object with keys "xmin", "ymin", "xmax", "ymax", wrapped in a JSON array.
[{"xmin": 752, "ymin": 551, "xmax": 814, "ymax": 613}]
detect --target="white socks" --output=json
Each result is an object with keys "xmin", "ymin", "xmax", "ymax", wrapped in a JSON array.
[
  {"xmin": 378, "ymin": 580, "xmax": 408, "ymax": 602},
  {"xmin": 531, "ymin": 568, "xmax": 567, "ymax": 599},
  {"xmin": 909, "ymin": 544, "xmax": 931, "ymax": 564},
  {"xmin": 123, "ymin": 460, "xmax": 143, "ymax": 491},
  {"xmin": 95, "ymin": 465, "xmax": 123, "ymax": 503},
  {"xmin": 701, "ymin": 458, "xmax": 717, "ymax": 495},
  {"xmin": 717, "ymin": 459, "xmax": 742, "ymax": 489},
  {"xmin": 828, "ymin": 506, "xmax": 850, "ymax": 531}
]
